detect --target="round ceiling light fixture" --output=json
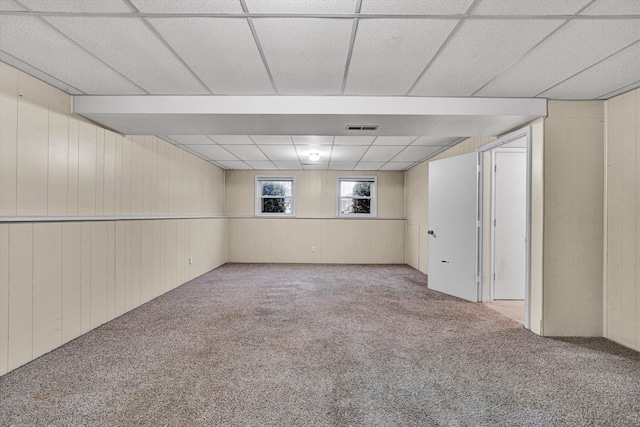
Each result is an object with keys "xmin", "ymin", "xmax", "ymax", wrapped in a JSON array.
[{"xmin": 308, "ymin": 153, "xmax": 320, "ymax": 161}]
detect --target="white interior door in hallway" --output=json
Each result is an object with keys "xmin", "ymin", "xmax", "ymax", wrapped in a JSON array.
[
  {"xmin": 492, "ymin": 148, "xmax": 527, "ymax": 300},
  {"xmin": 427, "ymin": 152, "xmax": 479, "ymax": 302}
]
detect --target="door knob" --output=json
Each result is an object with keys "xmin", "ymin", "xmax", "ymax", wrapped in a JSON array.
[{"xmin": 427, "ymin": 230, "xmax": 434, "ymax": 235}]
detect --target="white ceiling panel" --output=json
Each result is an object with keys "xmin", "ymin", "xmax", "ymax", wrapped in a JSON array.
[
  {"xmin": 334, "ymin": 136, "xmax": 376, "ymax": 145},
  {"xmin": 329, "ymin": 161, "xmax": 357, "ymax": 170},
  {"xmin": 472, "ymin": 0, "xmax": 592, "ymax": 15},
  {"xmin": 373, "ymin": 136, "xmax": 418, "ymax": 145},
  {"xmin": 302, "ymin": 162, "xmax": 329, "ymax": 170},
  {"xmin": 360, "ymin": 0, "xmax": 474, "ymax": 15},
  {"xmin": 20, "ymin": 0, "xmax": 132, "ymax": 12},
  {"xmin": 411, "ymin": 19, "xmax": 563, "ymax": 96},
  {"xmin": 222, "ymin": 145, "xmax": 268, "ymax": 160},
  {"xmin": 44, "ymin": 17, "xmax": 207, "ymax": 94},
  {"xmin": 166, "ymin": 135, "xmax": 214, "ymax": 144},
  {"xmin": 354, "ymin": 162, "xmax": 385, "ymax": 170},
  {"xmin": 476, "ymin": 19, "xmax": 640, "ymax": 98},
  {"xmin": 274, "ymin": 161, "xmax": 303, "ymax": 169},
  {"xmin": 0, "ymin": 51, "xmax": 83, "ymax": 94},
  {"xmin": 209, "ymin": 135, "xmax": 254, "ymax": 144},
  {"xmin": 412, "ymin": 136, "xmax": 458, "ymax": 145},
  {"xmin": 185, "ymin": 144, "xmax": 238, "ymax": 160},
  {"xmin": 540, "ymin": 42, "xmax": 640, "ymax": 99},
  {"xmin": 379, "ymin": 162, "xmax": 415, "ymax": 170},
  {"xmin": 245, "ymin": 160, "xmax": 277, "ymax": 169},
  {"xmin": 251, "ymin": 135, "xmax": 293, "ymax": 144},
  {"xmin": 293, "ymin": 136, "xmax": 334, "ymax": 145},
  {"xmin": 330, "ymin": 145, "xmax": 368, "ymax": 161},
  {"xmin": 295, "ymin": 145, "xmax": 332, "ymax": 161},
  {"xmin": 216, "ymin": 160, "xmax": 252, "ymax": 170},
  {"xmin": 360, "ymin": 146, "xmax": 404, "ymax": 161},
  {"xmin": 581, "ymin": 0, "xmax": 640, "ymax": 15},
  {"xmin": 131, "ymin": 0, "xmax": 243, "ymax": 13},
  {"xmin": 0, "ymin": 16, "xmax": 145, "ymax": 94},
  {"xmin": 345, "ymin": 19, "xmax": 458, "ymax": 95},
  {"xmin": 259, "ymin": 145, "xmax": 299, "ymax": 161},
  {"xmin": 0, "ymin": 0, "xmax": 25, "ymax": 11},
  {"xmin": 391, "ymin": 146, "xmax": 442, "ymax": 162},
  {"xmin": 245, "ymin": 0, "xmax": 357, "ymax": 14},
  {"xmin": 252, "ymin": 18, "xmax": 353, "ymax": 94},
  {"xmin": 148, "ymin": 18, "xmax": 273, "ymax": 95}
]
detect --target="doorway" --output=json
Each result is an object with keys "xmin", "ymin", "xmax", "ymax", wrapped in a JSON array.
[{"xmin": 478, "ymin": 129, "xmax": 531, "ymax": 327}]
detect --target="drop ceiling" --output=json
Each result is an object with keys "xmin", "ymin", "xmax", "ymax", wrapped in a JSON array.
[{"xmin": 1, "ymin": 0, "xmax": 639, "ymax": 170}]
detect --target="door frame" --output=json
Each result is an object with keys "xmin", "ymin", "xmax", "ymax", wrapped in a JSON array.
[{"xmin": 477, "ymin": 127, "xmax": 532, "ymax": 329}]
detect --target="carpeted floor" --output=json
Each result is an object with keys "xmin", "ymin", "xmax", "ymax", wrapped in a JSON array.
[
  {"xmin": 1, "ymin": 264, "xmax": 639, "ymax": 426},
  {"xmin": 484, "ymin": 300, "xmax": 525, "ymax": 324}
]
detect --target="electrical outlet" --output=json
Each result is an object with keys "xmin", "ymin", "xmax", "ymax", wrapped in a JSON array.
[
  {"xmin": 311, "ymin": 246, "xmax": 316, "ymax": 252},
  {"xmin": 189, "ymin": 256, "xmax": 193, "ymax": 265}
]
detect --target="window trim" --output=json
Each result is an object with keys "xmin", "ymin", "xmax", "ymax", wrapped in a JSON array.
[
  {"xmin": 255, "ymin": 175, "xmax": 296, "ymax": 217},
  {"xmin": 336, "ymin": 176, "xmax": 378, "ymax": 218}
]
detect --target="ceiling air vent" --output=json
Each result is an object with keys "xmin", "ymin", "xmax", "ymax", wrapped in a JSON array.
[{"xmin": 347, "ymin": 125, "xmax": 378, "ymax": 131}]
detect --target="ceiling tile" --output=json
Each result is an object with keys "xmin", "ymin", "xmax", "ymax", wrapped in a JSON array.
[
  {"xmin": 391, "ymin": 146, "xmax": 442, "ymax": 162},
  {"xmin": 0, "ymin": 51, "xmax": 83, "ymax": 94},
  {"xmin": 329, "ymin": 161, "xmax": 357, "ymax": 170},
  {"xmin": 185, "ymin": 144, "xmax": 238, "ymax": 161},
  {"xmin": 131, "ymin": 0, "xmax": 243, "ymax": 13},
  {"xmin": 44, "ymin": 16, "xmax": 208, "ymax": 94},
  {"xmin": 373, "ymin": 136, "xmax": 418, "ymax": 145},
  {"xmin": 274, "ymin": 161, "xmax": 303, "ymax": 170},
  {"xmin": 259, "ymin": 145, "xmax": 299, "ymax": 161},
  {"xmin": 330, "ymin": 145, "xmax": 368, "ymax": 161},
  {"xmin": 476, "ymin": 19, "xmax": 640, "ymax": 97},
  {"xmin": 411, "ymin": 19, "xmax": 563, "ymax": 96},
  {"xmin": 245, "ymin": 160, "xmax": 277, "ymax": 169},
  {"xmin": 472, "ymin": 0, "xmax": 592, "ymax": 15},
  {"xmin": 166, "ymin": 135, "xmax": 214, "ymax": 144},
  {"xmin": 251, "ymin": 135, "xmax": 294, "ymax": 144},
  {"xmin": 245, "ymin": 0, "xmax": 357, "ymax": 14},
  {"xmin": 252, "ymin": 18, "xmax": 353, "ymax": 94},
  {"xmin": 148, "ymin": 18, "xmax": 273, "ymax": 95},
  {"xmin": 360, "ymin": 0, "xmax": 474, "ymax": 14},
  {"xmin": 379, "ymin": 162, "xmax": 415, "ymax": 170},
  {"xmin": 581, "ymin": 0, "xmax": 640, "ymax": 15},
  {"xmin": 222, "ymin": 144, "xmax": 268, "ymax": 160},
  {"xmin": 412, "ymin": 136, "xmax": 459, "ymax": 145},
  {"xmin": 0, "ymin": 0, "xmax": 26, "ymax": 11},
  {"xmin": 360, "ymin": 146, "xmax": 405, "ymax": 161},
  {"xmin": 20, "ymin": 0, "xmax": 132, "ymax": 12},
  {"xmin": 293, "ymin": 136, "xmax": 334, "ymax": 145},
  {"xmin": 0, "ymin": 16, "xmax": 145, "ymax": 94},
  {"xmin": 208, "ymin": 135, "xmax": 254, "ymax": 144},
  {"xmin": 302, "ymin": 162, "xmax": 329, "ymax": 170},
  {"xmin": 334, "ymin": 136, "xmax": 376, "ymax": 145},
  {"xmin": 354, "ymin": 161, "xmax": 385, "ymax": 170},
  {"xmin": 540, "ymin": 41, "xmax": 640, "ymax": 99},
  {"xmin": 216, "ymin": 160, "xmax": 252, "ymax": 170},
  {"xmin": 345, "ymin": 19, "xmax": 458, "ymax": 95}
]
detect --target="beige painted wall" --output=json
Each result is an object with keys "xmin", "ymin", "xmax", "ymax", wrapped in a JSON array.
[
  {"xmin": 542, "ymin": 101, "xmax": 604, "ymax": 337},
  {"xmin": 225, "ymin": 170, "xmax": 405, "ymax": 263},
  {"xmin": 605, "ymin": 88, "xmax": 640, "ymax": 351},
  {"xmin": 0, "ymin": 62, "xmax": 227, "ymax": 376}
]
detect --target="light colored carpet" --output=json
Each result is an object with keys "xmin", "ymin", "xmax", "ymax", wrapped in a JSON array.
[{"xmin": 1, "ymin": 264, "xmax": 639, "ymax": 426}]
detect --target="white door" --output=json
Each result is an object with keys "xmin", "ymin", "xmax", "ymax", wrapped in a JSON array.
[
  {"xmin": 428, "ymin": 153, "xmax": 478, "ymax": 302},
  {"xmin": 493, "ymin": 150, "xmax": 526, "ymax": 300}
]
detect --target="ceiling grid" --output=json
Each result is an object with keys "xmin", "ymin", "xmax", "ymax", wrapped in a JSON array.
[{"xmin": 1, "ymin": 0, "xmax": 639, "ymax": 170}]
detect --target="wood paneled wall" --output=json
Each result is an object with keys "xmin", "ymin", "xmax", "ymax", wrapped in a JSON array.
[
  {"xmin": 542, "ymin": 101, "xmax": 604, "ymax": 337},
  {"xmin": 0, "ymin": 62, "xmax": 228, "ymax": 376},
  {"xmin": 605, "ymin": 88, "xmax": 640, "ymax": 351}
]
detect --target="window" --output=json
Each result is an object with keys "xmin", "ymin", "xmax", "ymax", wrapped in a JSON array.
[
  {"xmin": 337, "ymin": 176, "xmax": 377, "ymax": 217},
  {"xmin": 255, "ymin": 176, "xmax": 295, "ymax": 216}
]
